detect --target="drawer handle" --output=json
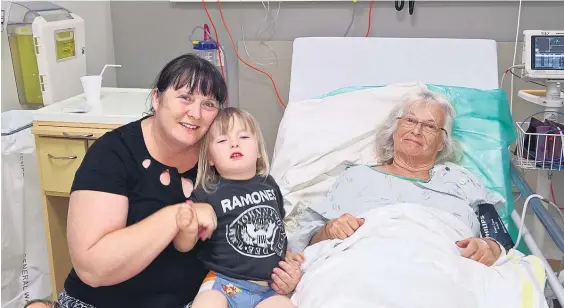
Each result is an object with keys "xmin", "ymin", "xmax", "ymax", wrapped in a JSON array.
[
  {"xmin": 63, "ymin": 132, "xmax": 93, "ymax": 138},
  {"xmin": 48, "ymin": 154, "xmax": 77, "ymax": 160}
]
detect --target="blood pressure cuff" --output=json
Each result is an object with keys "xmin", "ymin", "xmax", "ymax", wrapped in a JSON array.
[{"xmin": 478, "ymin": 203, "xmax": 515, "ymax": 251}]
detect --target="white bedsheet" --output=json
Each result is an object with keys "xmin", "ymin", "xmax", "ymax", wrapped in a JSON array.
[{"xmin": 291, "ymin": 204, "xmax": 548, "ymax": 308}]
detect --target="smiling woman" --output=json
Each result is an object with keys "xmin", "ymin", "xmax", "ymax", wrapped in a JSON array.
[
  {"xmin": 61, "ymin": 54, "xmax": 227, "ymax": 308},
  {"xmin": 374, "ymin": 89, "xmax": 462, "ymax": 180},
  {"xmin": 148, "ymin": 54, "xmax": 227, "ymax": 155}
]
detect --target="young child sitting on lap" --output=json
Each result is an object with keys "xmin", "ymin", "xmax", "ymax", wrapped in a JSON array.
[{"xmin": 173, "ymin": 107, "xmax": 302, "ymax": 308}]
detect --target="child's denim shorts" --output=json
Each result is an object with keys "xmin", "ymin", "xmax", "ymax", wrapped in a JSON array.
[{"xmin": 212, "ymin": 273, "xmax": 277, "ymax": 308}]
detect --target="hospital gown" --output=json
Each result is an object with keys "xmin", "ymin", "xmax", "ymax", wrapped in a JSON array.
[{"xmin": 288, "ymin": 163, "xmax": 505, "ymax": 252}]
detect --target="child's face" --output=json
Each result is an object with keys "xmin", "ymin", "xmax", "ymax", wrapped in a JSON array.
[{"xmin": 208, "ymin": 117, "xmax": 259, "ymax": 180}]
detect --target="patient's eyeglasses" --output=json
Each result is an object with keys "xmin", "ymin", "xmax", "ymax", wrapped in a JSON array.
[{"xmin": 396, "ymin": 116, "xmax": 448, "ymax": 136}]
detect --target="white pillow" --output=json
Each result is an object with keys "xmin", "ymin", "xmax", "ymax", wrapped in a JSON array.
[{"xmin": 271, "ymin": 82, "xmax": 428, "ymax": 231}]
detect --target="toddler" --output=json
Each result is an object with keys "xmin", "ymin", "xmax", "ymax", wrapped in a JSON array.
[{"xmin": 173, "ymin": 107, "xmax": 302, "ymax": 308}]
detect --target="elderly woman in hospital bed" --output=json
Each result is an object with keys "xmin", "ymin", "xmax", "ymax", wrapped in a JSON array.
[
  {"xmin": 291, "ymin": 89, "xmax": 505, "ymax": 262},
  {"xmin": 288, "ymin": 88, "xmax": 548, "ymax": 308}
]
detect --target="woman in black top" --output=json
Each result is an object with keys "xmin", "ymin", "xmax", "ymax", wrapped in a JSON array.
[{"xmin": 58, "ymin": 54, "xmax": 302, "ymax": 308}]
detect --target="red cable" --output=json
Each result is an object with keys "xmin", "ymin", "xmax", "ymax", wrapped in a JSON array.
[
  {"xmin": 365, "ymin": 0, "xmax": 374, "ymax": 37},
  {"xmin": 201, "ymin": 0, "xmax": 224, "ymax": 80},
  {"xmin": 216, "ymin": 0, "xmax": 287, "ymax": 109},
  {"xmin": 550, "ymin": 183, "xmax": 564, "ymax": 210},
  {"xmin": 201, "ymin": 0, "xmax": 228, "ymax": 106}
]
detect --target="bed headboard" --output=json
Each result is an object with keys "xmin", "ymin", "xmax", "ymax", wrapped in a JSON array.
[{"xmin": 288, "ymin": 37, "xmax": 499, "ymax": 102}]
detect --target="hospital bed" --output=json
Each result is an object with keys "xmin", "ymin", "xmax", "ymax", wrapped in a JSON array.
[{"xmin": 270, "ymin": 37, "xmax": 564, "ymax": 305}]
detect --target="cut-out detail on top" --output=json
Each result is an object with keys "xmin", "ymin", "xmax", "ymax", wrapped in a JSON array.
[
  {"xmin": 142, "ymin": 159, "xmax": 151, "ymax": 169},
  {"xmin": 160, "ymin": 169, "xmax": 171, "ymax": 186},
  {"xmin": 181, "ymin": 178, "xmax": 194, "ymax": 198}
]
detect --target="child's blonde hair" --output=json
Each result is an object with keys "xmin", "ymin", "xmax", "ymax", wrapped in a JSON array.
[{"xmin": 195, "ymin": 107, "xmax": 270, "ymax": 193}]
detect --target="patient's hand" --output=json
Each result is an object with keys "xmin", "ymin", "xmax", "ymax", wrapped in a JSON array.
[
  {"xmin": 456, "ymin": 237, "xmax": 499, "ymax": 266},
  {"xmin": 271, "ymin": 260, "xmax": 302, "ymax": 295},
  {"xmin": 325, "ymin": 213, "xmax": 365, "ymax": 240},
  {"xmin": 285, "ymin": 250, "xmax": 305, "ymax": 266}
]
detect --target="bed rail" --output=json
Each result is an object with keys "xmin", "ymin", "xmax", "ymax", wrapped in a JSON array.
[{"xmin": 510, "ymin": 162, "xmax": 564, "ymax": 253}]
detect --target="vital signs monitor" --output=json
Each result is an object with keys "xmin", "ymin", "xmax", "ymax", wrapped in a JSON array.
[{"xmin": 522, "ymin": 30, "xmax": 564, "ymax": 80}]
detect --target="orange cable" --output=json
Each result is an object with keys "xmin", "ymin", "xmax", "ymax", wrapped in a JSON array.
[
  {"xmin": 365, "ymin": 0, "xmax": 374, "ymax": 37},
  {"xmin": 550, "ymin": 183, "xmax": 564, "ymax": 210},
  {"xmin": 216, "ymin": 0, "xmax": 287, "ymax": 109}
]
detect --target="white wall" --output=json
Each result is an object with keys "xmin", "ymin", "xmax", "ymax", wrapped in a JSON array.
[
  {"xmin": 110, "ymin": 1, "xmax": 564, "ymax": 107},
  {"xmin": 1, "ymin": 1, "xmax": 117, "ymax": 112}
]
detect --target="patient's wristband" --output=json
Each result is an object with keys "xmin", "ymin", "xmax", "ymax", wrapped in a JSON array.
[{"xmin": 484, "ymin": 237, "xmax": 506, "ymax": 258}]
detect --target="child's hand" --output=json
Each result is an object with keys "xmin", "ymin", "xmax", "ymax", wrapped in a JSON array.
[
  {"xmin": 192, "ymin": 203, "xmax": 217, "ymax": 240},
  {"xmin": 285, "ymin": 250, "xmax": 305, "ymax": 266},
  {"xmin": 176, "ymin": 201, "xmax": 198, "ymax": 234}
]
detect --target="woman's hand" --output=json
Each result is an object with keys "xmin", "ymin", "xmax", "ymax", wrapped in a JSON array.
[
  {"xmin": 173, "ymin": 201, "xmax": 200, "ymax": 252},
  {"xmin": 456, "ymin": 237, "xmax": 500, "ymax": 266},
  {"xmin": 271, "ymin": 260, "xmax": 302, "ymax": 295},
  {"xmin": 325, "ymin": 213, "xmax": 365, "ymax": 240},
  {"xmin": 176, "ymin": 201, "xmax": 198, "ymax": 235}
]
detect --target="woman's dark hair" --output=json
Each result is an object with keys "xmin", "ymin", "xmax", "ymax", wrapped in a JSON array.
[{"xmin": 149, "ymin": 54, "xmax": 228, "ymax": 113}]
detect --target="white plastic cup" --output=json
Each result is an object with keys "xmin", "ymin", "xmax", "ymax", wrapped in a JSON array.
[{"xmin": 80, "ymin": 76, "xmax": 103, "ymax": 107}]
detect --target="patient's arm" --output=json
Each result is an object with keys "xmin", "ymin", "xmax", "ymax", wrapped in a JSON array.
[
  {"xmin": 310, "ymin": 213, "xmax": 364, "ymax": 245},
  {"xmin": 456, "ymin": 237, "xmax": 502, "ymax": 266},
  {"xmin": 289, "ymin": 166, "xmax": 367, "ymax": 251},
  {"xmin": 483, "ymin": 237, "xmax": 503, "ymax": 259},
  {"xmin": 287, "ymin": 208, "xmax": 327, "ymax": 252},
  {"xmin": 309, "ymin": 225, "xmax": 330, "ymax": 245},
  {"xmin": 285, "ymin": 250, "xmax": 305, "ymax": 265}
]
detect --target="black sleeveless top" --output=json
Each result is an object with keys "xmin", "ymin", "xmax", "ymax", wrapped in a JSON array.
[{"xmin": 64, "ymin": 117, "xmax": 207, "ymax": 308}]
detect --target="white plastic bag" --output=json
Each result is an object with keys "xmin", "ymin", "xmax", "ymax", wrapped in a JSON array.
[{"xmin": 1, "ymin": 110, "xmax": 51, "ymax": 307}]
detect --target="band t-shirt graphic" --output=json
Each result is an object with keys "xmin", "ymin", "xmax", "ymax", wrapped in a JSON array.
[{"xmin": 191, "ymin": 175, "xmax": 287, "ymax": 281}]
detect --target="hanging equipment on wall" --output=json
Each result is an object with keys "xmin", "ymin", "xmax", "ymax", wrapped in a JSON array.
[{"xmin": 395, "ymin": 0, "xmax": 415, "ymax": 15}]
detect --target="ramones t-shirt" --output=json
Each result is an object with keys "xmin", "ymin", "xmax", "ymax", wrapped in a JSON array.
[{"xmin": 191, "ymin": 175, "xmax": 287, "ymax": 281}]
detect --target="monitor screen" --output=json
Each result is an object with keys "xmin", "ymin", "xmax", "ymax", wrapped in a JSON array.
[{"xmin": 531, "ymin": 36, "xmax": 564, "ymax": 71}]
